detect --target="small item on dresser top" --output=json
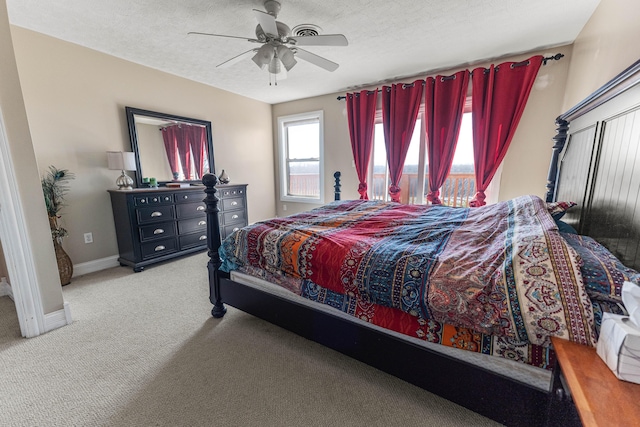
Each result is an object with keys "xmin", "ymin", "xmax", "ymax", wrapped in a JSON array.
[
  {"xmin": 597, "ymin": 282, "xmax": 640, "ymax": 384},
  {"xmin": 218, "ymin": 169, "xmax": 230, "ymax": 184},
  {"xmin": 142, "ymin": 177, "xmax": 149, "ymax": 184},
  {"xmin": 149, "ymin": 177, "xmax": 157, "ymax": 187},
  {"xmin": 166, "ymin": 182, "xmax": 190, "ymax": 188}
]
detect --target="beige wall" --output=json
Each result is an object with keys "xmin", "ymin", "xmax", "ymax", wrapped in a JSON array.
[
  {"xmin": 272, "ymin": 45, "xmax": 574, "ymax": 216},
  {"xmin": 10, "ymin": 27, "xmax": 276, "ymax": 266},
  {"xmin": 563, "ymin": 0, "xmax": 640, "ymax": 110},
  {"xmin": 0, "ymin": 1, "xmax": 63, "ymax": 313}
]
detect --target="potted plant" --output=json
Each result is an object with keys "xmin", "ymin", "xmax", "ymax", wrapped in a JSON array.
[{"xmin": 41, "ymin": 166, "xmax": 75, "ymax": 285}]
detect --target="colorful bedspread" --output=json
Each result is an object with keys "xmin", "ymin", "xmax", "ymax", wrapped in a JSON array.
[{"xmin": 220, "ymin": 195, "xmax": 596, "ymax": 357}]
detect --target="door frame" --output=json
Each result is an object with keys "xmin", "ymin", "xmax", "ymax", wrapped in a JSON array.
[{"xmin": 0, "ymin": 106, "xmax": 45, "ymax": 337}]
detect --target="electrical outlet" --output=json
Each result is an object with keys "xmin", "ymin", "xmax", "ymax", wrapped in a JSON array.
[
  {"xmin": 283, "ymin": 204, "xmax": 287, "ymax": 211},
  {"xmin": 84, "ymin": 232, "xmax": 93, "ymax": 244}
]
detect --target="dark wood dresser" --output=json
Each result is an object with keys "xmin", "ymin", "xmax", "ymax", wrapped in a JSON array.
[{"xmin": 109, "ymin": 184, "xmax": 247, "ymax": 272}]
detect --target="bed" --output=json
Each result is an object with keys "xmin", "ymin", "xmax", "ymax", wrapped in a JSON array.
[{"xmin": 202, "ymin": 59, "xmax": 640, "ymax": 426}]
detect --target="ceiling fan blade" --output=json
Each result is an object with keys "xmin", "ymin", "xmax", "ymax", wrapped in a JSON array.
[
  {"xmin": 252, "ymin": 9, "xmax": 279, "ymax": 37},
  {"xmin": 216, "ymin": 49, "xmax": 257, "ymax": 68},
  {"xmin": 289, "ymin": 34, "xmax": 348, "ymax": 47},
  {"xmin": 294, "ymin": 48, "xmax": 339, "ymax": 72},
  {"xmin": 188, "ymin": 32, "xmax": 260, "ymax": 43}
]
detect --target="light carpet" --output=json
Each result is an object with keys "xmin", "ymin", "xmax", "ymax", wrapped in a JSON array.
[{"xmin": 0, "ymin": 252, "xmax": 500, "ymax": 426}]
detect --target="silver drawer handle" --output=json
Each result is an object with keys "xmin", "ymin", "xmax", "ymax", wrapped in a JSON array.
[
  {"xmin": 196, "ymin": 206, "xmax": 205, "ymax": 211},
  {"xmin": 232, "ymin": 214, "xmax": 239, "ymax": 219},
  {"xmin": 151, "ymin": 211, "xmax": 162, "ymax": 217},
  {"xmin": 153, "ymin": 229, "xmax": 164, "ymax": 235},
  {"xmin": 233, "ymin": 227, "xmax": 240, "ymax": 232},
  {"xmin": 231, "ymin": 201, "xmax": 238, "ymax": 206},
  {"xmin": 199, "ymin": 235, "xmax": 207, "ymax": 241},
  {"xmin": 154, "ymin": 245, "xmax": 165, "ymax": 252},
  {"xmin": 198, "ymin": 220, "xmax": 206, "ymax": 226}
]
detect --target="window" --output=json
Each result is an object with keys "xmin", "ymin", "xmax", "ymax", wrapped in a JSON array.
[
  {"xmin": 278, "ymin": 111, "xmax": 324, "ymax": 203},
  {"xmin": 371, "ymin": 107, "xmax": 476, "ymax": 207}
]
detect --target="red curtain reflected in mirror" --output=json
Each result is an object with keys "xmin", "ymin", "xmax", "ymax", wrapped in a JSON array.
[
  {"xmin": 187, "ymin": 125, "xmax": 207, "ymax": 179},
  {"xmin": 161, "ymin": 126, "xmax": 180, "ymax": 178}
]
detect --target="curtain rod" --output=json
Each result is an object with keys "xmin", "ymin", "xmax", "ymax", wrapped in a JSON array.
[{"xmin": 336, "ymin": 53, "xmax": 564, "ymax": 100}]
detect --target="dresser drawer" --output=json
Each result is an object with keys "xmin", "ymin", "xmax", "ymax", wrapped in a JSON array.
[
  {"xmin": 136, "ymin": 205, "xmax": 174, "ymax": 224},
  {"xmin": 176, "ymin": 201, "xmax": 206, "ymax": 218},
  {"xmin": 179, "ymin": 232, "xmax": 208, "ymax": 250},
  {"xmin": 138, "ymin": 221, "xmax": 176, "ymax": 241},
  {"xmin": 141, "ymin": 238, "xmax": 178, "ymax": 259},
  {"xmin": 223, "ymin": 210, "xmax": 245, "ymax": 224},
  {"xmin": 221, "ymin": 197, "xmax": 244, "ymax": 211},
  {"xmin": 220, "ymin": 187, "xmax": 246, "ymax": 198},
  {"xmin": 178, "ymin": 217, "xmax": 207, "ymax": 234},
  {"xmin": 134, "ymin": 194, "xmax": 173, "ymax": 206},
  {"xmin": 175, "ymin": 191, "xmax": 204, "ymax": 204},
  {"xmin": 222, "ymin": 223, "xmax": 243, "ymax": 239}
]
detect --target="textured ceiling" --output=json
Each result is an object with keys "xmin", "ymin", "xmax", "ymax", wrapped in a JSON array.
[{"xmin": 7, "ymin": 0, "xmax": 600, "ymax": 105}]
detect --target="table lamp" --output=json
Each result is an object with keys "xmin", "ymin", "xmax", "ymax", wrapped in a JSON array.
[{"xmin": 107, "ymin": 151, "xmax": 137, "ymax": 190}]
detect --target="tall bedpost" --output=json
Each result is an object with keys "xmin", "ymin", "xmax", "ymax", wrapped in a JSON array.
[
  {"xmin": 334, "ymin": 171, "xmax": 341, "ymax": 201},
  {"xmin": 545, "ymin": 118, "xmax": 569, "ymax": 202},
  {"xmin": 203, "ymin": 173, "xmax": 227, "ymax": 318}
]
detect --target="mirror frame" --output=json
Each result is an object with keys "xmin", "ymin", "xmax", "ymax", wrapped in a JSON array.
[{"xmin": 125, "ymin": 106, "xmax": 215, "ymax": 188}]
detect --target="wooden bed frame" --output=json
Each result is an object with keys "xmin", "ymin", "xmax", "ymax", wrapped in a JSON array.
[{"xmin": 202, "ymin": 59, "xmax": 640, "ymax": 426}]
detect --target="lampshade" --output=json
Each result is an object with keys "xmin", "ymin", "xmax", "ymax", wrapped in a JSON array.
[
  {"xmin": 107, "ymin": 151, "xmax": 137, "ymax": 171},
  {"xmin": 251, "ymin": 44, "xmax": 275, "ymax": 69},
  {"xmin": 107, "ymin": 151, "xmax": 136, "ymax": 190},
  {"xmin": 276, "ymin": 45, "xmax": 296, "ymax": 71}
]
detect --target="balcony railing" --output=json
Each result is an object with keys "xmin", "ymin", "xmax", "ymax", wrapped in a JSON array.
[
  {"xmin": 288, "ymin": 172, "xmax": 476, "ymax": 207},
  {"xmin": 371, "ymin": 173, "xmax": 476, "ymax": 207}
]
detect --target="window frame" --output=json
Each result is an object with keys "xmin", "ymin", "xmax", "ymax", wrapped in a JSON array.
[
  {"xmin": 277, "ymin": 110, "xmax": 325, "ymax": 204},
  {"xmin": 369, "ymin": 97, "xmax": 473, "ymax": 205}
]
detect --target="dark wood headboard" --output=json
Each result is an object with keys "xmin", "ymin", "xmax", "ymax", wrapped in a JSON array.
[{"xmin": 546, "ymin": 59, "xmax": 640, "ymax": 270}]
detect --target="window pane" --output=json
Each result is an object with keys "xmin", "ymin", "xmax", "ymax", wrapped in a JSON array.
[
  {"xmin": 288, "ymin": 161, "xmax": 319, "ymax": 197},
  {"xmin": 372, "ymin": 123, "xmax": 387, "ymax": 200},
  {"xmin": 403, "ymin": 118, "xmax": 421, "ymax": 204},
  {"xmin": 287, "ymin": 122, "xmax": 319, "ymax": 159},
  {"xmin": 372, "ymin": 120, "xmax": 420, "ymax": 202},
  {"xmin": 427, "ymin": 112, "xmax": 475, "ymax": 207}
]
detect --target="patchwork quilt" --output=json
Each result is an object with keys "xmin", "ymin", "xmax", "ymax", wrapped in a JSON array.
[{"xmin": 220, "ymin": 195, "xmax": 597, "ymax": 368}]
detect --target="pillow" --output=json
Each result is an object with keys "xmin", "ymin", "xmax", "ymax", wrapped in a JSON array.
[
  {"xmin": 561, "ymin": 233, "xmax": 640, "ymax": 302},
  {"xmin": 546, "ymin": 201, "xmax": 577, "ymax": 220},
  {"xmin": 555, "ymin": 219, "xmax": 577, "ymax": 234}
]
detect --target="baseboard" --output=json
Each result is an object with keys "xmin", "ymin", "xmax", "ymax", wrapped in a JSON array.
[
  {"xmin": 0, "ymin": 277, "xmax": 12, "ymax": 300},
  {"xmin": 44, "ymin": 301, "xmax": 72, "ymax": 333},
  {"xmin": 72, "ymin": 255, "xmax": 119, "ymax": 277}
]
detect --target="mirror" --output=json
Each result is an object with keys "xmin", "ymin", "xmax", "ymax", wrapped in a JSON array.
[{"xmin": 125, "ymin": 106, "xmax": 215, "ymax": 188}]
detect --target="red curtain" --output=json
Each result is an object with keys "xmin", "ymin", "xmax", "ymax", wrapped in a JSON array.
[
  {"xmin": 469, "ymin": 55, "xmax": 543, "ymax": 206},
  {"xmin": 176, "ymin": 126, "xmax": 192, "ymax": 180},
  {"xmin": 424, "ymin": 70, "xmax": 469, "ymax": 204},
  {"xmin": 346, "ymin": 90, "xmax": 378, "ymax": 199},
  {"xmin": 161, "ymin": 126, "xmax": 180, "ymax": 178},
  {"xmin": 187, "ymin": 125, "xmax": 207, "ymax": 179},
  {"xmin": 381, "ymin": 80, "xmax": 424, "ymax": 202}
]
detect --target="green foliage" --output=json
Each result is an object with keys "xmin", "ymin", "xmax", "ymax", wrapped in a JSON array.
[{"xmin": 41, "ymin": 166, "xmax": 75, "ymax": 240}]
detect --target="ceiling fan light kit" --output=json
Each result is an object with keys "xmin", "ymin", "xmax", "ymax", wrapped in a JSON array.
[{"xmin": 189, "ymin": 0, "xmax": 348, "ymax": 83}]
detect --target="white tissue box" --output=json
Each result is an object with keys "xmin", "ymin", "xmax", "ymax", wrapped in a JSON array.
[{"xmin": 596, "ymin": 312, "xmax": 640, "ymax": 384}]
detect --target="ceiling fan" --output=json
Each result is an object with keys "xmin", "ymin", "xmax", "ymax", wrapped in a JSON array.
[{"xmin": 188, "ymin": 0, "xmax": 348, "ymax": 82}]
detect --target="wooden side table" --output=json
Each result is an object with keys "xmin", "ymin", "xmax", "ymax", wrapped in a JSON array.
[{"xmin": 551, "ymin": 337, "xmax": 640, "ymax": 426}]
